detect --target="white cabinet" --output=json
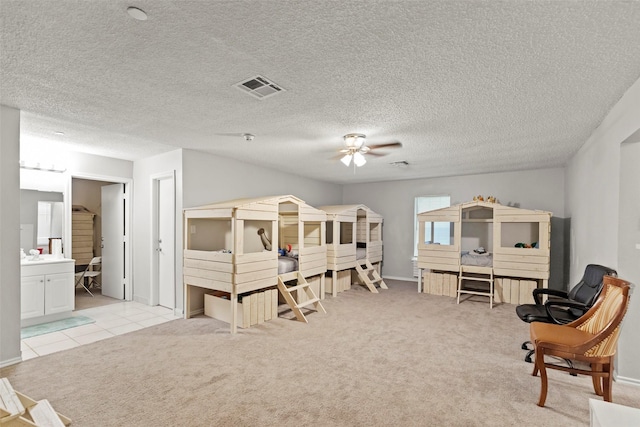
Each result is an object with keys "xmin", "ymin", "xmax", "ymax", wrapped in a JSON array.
[
  {"xmin": 21, "ymin": 257, "xmax": 75, "ymax": 326},
  {"xmin": 20, "ymin": 275, "xmax": 45, "ymax": 319}
]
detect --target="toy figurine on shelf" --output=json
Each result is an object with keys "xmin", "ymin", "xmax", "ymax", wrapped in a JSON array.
[{"xmin": 473, "ymin": 195, "xmax": 484, "ymax": 201}]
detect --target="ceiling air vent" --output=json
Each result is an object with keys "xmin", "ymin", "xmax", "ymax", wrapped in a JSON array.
[{"xmin": 234, "ymin": 75, "xmax": 285, "ymax": 100}]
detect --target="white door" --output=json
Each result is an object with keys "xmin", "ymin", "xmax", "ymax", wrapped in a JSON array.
[
  {"xmin": 102, "ymin": 183, "xmax": 125, "ymax": 300},
  {"xmin": 157, "ymin": 177, "xmax": 175, "ymax": 308}
]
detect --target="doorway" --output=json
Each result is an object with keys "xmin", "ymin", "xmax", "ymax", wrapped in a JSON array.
[{"xmin": 71, "ymin": 177, "xmax": 131, "ymax": 310}]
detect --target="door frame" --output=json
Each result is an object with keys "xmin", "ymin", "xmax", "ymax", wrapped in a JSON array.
[
  {"xmin": 66, "ymin": 173, "xmax": 133, "ymax": 301},
  {"xmin": 150, "ymin": 171, "xmax": 176, "ymax": 308}
]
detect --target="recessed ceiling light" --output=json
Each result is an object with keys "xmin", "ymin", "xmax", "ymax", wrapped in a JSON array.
[
  {"xmin": 54, "ymin": 131, "xmax": 64, "ymax": 136},
  {"xmin": 127, "ymin": 6, "xmax": 148, "ymax": 21}
]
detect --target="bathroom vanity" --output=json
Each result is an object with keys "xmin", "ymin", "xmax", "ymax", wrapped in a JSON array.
[{"xmin": 21, "ymin": 255, "xmax": 75, "ymax": 327}]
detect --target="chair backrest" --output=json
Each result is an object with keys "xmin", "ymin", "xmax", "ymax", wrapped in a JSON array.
[
  {"xmin": 567, "ymin": 264, "xmax": 617, "ymax": 315},
  {"xmin": 83, "ymin": 257, "xmax": 101, "ymax": 274},
  {"xmin": 576, "ymin": 275, "xmax": 631, "ymax": 357}
]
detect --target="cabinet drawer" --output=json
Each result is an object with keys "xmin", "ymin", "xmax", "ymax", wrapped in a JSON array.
[{"xmin": 22, "ymin": 261, "xmax": 74, "ymax": 277}]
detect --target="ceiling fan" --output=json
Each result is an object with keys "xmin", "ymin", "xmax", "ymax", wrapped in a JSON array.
[{"xmin": 336, "ymin": 133, "xmax": 402, "ymax": 167}]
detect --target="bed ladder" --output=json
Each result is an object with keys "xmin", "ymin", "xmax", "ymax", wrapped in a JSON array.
[
  {"xmin": 277, "ymin": 272, "xmax": 326, "ymax": 323},
  {"xmin": 355, "ymin": 261, "xmax": 388, "ymax": 293},
  {"xmin": 457, "ymin": 267, "xmax": 494, "ymax": 309},
  {"xmin": 0, "ymin": 377, "xmax": 71, "ymax": 426}
]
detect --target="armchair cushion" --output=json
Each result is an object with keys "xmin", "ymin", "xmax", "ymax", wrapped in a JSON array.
[{"xmin": 530, "ymin": 322, "xmax": 595, "ymax": 352}]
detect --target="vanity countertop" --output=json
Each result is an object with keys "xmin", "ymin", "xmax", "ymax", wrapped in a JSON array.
[{"xmin": 21, "ymin": 255, "xmax": 75, "ymax": 266}]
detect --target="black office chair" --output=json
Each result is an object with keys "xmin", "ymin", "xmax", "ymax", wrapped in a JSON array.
[{"xmin": 516, "ymin": 264, "xmax": 617, "ymax": 363}]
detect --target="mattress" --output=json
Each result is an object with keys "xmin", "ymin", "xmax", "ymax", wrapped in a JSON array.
[
  {"xmin": 356, "ymin": 247, "xmax": 367, "ymax": 260},
  {"xmin": 461, "ymin": 251, "xmax": 493, "ymax": 267},
  {"xmin": 278, "ymin": 256, "xmax": 298, "ymax": 274}
]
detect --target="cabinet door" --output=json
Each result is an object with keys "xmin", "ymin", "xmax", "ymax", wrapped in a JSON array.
[
  {"xmin": 21, "ymin": 275, "xmax": 45, "ymax": 319},
  {"xmin": 45, "ymin": 272, "xmax": 75, "ymax": 315}
]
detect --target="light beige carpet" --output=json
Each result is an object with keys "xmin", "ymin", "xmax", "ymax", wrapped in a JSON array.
[{"xmin": 3, "ymin": 280, "xmax": 640, "ymax": 426}]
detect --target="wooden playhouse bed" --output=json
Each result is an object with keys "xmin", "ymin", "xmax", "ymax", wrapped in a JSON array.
[
  {"xmin": 183, "ymin": 195, "xmax": 327, "ymax": 333},
  {"xmin": 416, "ymin": 200, "xmax": 552, "ymax": 307},
  {"xmin": 319, "ymin": 204, "xmax": 387, "ymax": 296}
]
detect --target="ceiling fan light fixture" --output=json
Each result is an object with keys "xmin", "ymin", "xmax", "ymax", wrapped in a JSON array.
[
  {"xmin": 344, "ymin": 133, "xmax": 366, "ymax": 149},
  {"xmin": 353, "ymin": 151, "xmax": 367, "ymax": 167},
  {"xmin": 340, "ymin": 153, "xmax": 353, "ymax": 166}
]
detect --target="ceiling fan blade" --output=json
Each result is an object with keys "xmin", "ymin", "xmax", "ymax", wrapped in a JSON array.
[
  {"xmin": 367, "ymin": 142, "xmax": 402, "ymax": 150},
  {"xmin": 365, "ymin": 151, "xmax": 388, "ymax": 157},
  {"xmin": 213, "ymin": 132, "xmax": 246, "ymax": 137}
]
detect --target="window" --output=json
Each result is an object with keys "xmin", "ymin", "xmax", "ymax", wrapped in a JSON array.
[{"xmin": 414, "ymin": 195, "xmax": 451, "ymax": 256}]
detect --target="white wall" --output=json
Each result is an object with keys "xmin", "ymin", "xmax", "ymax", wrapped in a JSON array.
[
  {"xmin": 132, "ymin": 149, "xmax": 183, "ymax": 308},
  {"xmin": 0, "ymin": 105, "xmax": 22, "ymax": 367},
  {"xmin": 342, "ymin": 168, "xmax": 566, "ymax": 281},
  {"xmin": 181, "ymin": 149, "xmax": 343, "ymax": 209},
  {"xmin": 618, "ymin": 135, "xmax": 640, "ymax": 384},
  {"xmin": 565, "ymin": 76, "xmax": 640, "ymax": 383}
]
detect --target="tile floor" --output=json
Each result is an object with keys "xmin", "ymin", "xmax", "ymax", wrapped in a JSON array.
[{"xmin": 21, "ymin": 301, "xmax": 181, "ymax": 360}]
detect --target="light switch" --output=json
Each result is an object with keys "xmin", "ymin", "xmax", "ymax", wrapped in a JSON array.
[
  {"xmin": 190, "ymin": 225, "xmax": 196, "ymax": 234},
  {"xmin": 636, "ymin": 243, "xmax": 640, "ymax": 250}
]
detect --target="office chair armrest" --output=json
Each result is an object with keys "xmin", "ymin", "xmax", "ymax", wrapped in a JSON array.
[
  {"xmin": 532, "ymin": 288, "xmax": 569, "ymax": 305},
  {"xmin": 544, "ymin": 300, "xmax": 589, "ymax": 324}
]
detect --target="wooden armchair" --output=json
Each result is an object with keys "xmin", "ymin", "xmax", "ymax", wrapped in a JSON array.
[{"xmin": 529, "ymin": 275, "xmax": 632, "ymax": 407}]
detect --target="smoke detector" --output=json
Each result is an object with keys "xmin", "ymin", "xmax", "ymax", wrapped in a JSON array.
[{"xmin": 243, "ymin": 133, "xmax": 255, "ymax": 142}]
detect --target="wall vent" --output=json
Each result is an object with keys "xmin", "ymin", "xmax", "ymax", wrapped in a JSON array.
[{"xmin": 234, "ymin": 75, "xmax": 285, "ymax": 100}]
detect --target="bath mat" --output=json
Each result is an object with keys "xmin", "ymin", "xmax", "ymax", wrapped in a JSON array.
[{"xmin": 21, "ymin": 316, "xmax": 95, "ymax": 339}]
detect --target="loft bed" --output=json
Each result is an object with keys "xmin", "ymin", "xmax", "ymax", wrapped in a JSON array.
[
  {"xmin": 183, "ymin": 195, "xmax": 327, "ymax": 333},
  {"xmin": 416, "ymin": 200, "xmax": 552, "ymax": 307},
  {"xmin": 319, "ymin": 204, "xmax": 387, "ymax": 296}
]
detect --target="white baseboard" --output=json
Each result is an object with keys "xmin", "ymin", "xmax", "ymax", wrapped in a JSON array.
[
  {"xmin": 382, "ymin": 275, "xmax": 418, "ymax": 283},
  {"xmin": 133, "ymin": 295, "xmax": 150, "ymax": 305},
  {"xmin": 0, "ymin": 356, "xmax": 22, "ymax": 368},
  {"xmin": 173, "ymin": 308, "xmax": 184, "ymax": 317},
  {"xmin": 189, "ymin": 308, "xmax": 204, "ymax": 317},
  {"xmin": 615, "ymin": 375, "xmax": 640, "ymax": 387}
]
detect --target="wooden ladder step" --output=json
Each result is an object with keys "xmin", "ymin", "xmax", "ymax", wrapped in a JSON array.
[
  {"xmin": 284, "ymin": 283, "xmax": 309, "ymax": 293},
  {"xmin": 371, "ymin": 277, "xmax": 383, "ymax": 284},
  {"xmin": 459, "ymin": 276, "xmax": 493, "ymax": 283},
  {"xmin": 28, "ymin": 399, "xmax": 65, "ymax": 427},
  {"xmin": 0, "ymin": 377, "xmax": 25, "ymax": 421},
  {"xmin": 296, "ymin": 297, "xmax": 320, "ymax": 309}
]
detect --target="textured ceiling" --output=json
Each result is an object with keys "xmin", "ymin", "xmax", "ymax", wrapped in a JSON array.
[{"xmin": 2, "ymin": 1, "xmax": 640, "ymax": 184}]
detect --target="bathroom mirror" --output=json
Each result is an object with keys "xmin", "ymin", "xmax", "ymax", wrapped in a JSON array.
[{"xmin": 20, "ymin": 190, "xmax": 64, "ymax": 255}]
